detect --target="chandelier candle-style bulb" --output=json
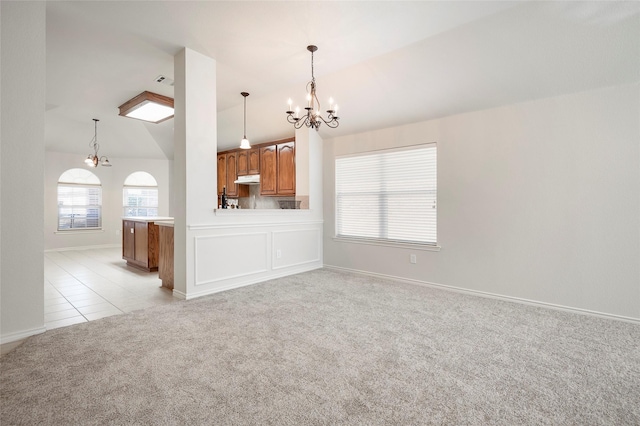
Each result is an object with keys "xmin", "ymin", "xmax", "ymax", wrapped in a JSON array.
[{"xmin": 286, "ymin": 45, "xmax": 340, "ymax": 131}]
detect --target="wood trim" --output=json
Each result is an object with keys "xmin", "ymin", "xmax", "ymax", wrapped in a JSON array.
[{"xmin": 118, "ymin": 91, "xmax": 174, "ymax": 124}]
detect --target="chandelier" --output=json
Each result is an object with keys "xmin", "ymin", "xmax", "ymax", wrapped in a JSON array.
[
  {"xmin": 84, "ymin": 119, "xmax": 112, "ymax": 168},
  {"xmin": 286, "ymin": 45, "xmax": 339, "ymax": 130}
]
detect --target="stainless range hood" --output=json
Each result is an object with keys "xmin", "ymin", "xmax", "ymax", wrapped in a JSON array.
[{"xmin": 234, "ymin": 174, "xmax": 260, "ymax": 185}]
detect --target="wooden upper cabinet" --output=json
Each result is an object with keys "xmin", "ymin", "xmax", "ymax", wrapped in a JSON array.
[
  {"xmin": 219, "ymin": 151, "xmax": 248, "ymax": 199},
  {"xmin": 217, "ymin": 154, "xmax": 226, "ymax": 196},
  {"xmin": 277, "ymin": 142, "xmax": 295, "ymax": 195},
  {"xmin": 260, "ymin": 145, "xmax": 277, "ymax": 195},
  {"xmin": 238, "ymin": 148, "xmax": 259, "ymax": 176},
  {"xmin": 226, "ymin": 151, "xmax": 239, "ymax": 196},
  {"xmin": 220, "ymin": 138, "xmax": 292, "ymax": 200},
  {"xmin": 248, "ymin": 149, "xmax": 260, "ymax": 175},
  {"xmin": 237, "ymin": 150, "xmax": 249, "ymax": 176},
  {"xmin": 260, "ymin": 142, "xmax": 295, "ymax": 196}
]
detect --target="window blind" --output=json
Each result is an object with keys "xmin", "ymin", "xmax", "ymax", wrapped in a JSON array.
[
  {"xmin": 123, "ymin": 187, "xmax": 158, "ymax": 217},
  {"xmin": 335, "ymin": 144, "xmax": 437, "ymax": 245},
  {"xmin": 57, "ymin": 184, "xmax": 102, "ymax": 230}
]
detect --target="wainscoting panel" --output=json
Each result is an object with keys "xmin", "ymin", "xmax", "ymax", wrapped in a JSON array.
[
  {"xmin": 194, "ymin": 232, "xmax": 269, "ymax": 285},
  {"xmin": 272, "ymin": 228, "xmax": 321, "ymax": 270}
]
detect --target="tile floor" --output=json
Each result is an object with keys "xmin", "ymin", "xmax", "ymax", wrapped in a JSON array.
[{"xmin": 44, "ymin": 247, "xmax": 177, "ymax": 330}]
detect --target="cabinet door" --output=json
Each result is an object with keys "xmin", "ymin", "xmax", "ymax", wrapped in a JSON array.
[
  {"xmin": 248, "ymin": 149, "xmax": 260, "ymax": 175},
  {"xmin": 122, "ymin": 220, "xmax": 135, "ymax": 260},
  {"xmin": 226, "ymin": 151, "xmax": 239, "ymax": 197},
  {"xmin": 260, "ymin": 145, "xmax": 277, "ymax": 195},
  {"xmin": 237, "ymin": 150, "xmax": 249, "ymax": 176},
  {"xmin": 217, "ymin": 153, "xmax": 226, "ymax": 196},
  {"xmin": 147, "ymin": 222, "xmax": 159, "ymax": 270},
  {"xmin": 134, "ymin": 221, "xmax": 149, "ymax": 263},
  {"xmin": 277, "ymin": 142, "xmax": 296, "ymax": 195}
]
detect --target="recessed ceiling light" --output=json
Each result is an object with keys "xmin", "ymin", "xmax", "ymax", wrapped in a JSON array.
[{"xmin": 118, "ymin": 91, "xmax": 174, "ymax": 124}]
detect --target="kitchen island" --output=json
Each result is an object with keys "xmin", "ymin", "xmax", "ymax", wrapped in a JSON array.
[{"xmin": 122, "ymin": 217, "xmax": 173, "ymax": 272}]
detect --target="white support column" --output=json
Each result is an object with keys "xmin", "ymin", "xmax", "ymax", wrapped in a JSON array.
[{"xmin": 173, "ymin": 48, "xmax": 217, "ymax": 298}]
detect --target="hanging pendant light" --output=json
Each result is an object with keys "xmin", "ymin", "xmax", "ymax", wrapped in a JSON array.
[
  {"xmin": 239, "ymin": 92, "xmax": 251, "ymax": 149},
  {"xmin": 83, "ymin": 119, "xmax": 112, "ymax": 168},
  {"xmin": 286, "ymin": 45, "xmax": 339, "ymax": 130}
]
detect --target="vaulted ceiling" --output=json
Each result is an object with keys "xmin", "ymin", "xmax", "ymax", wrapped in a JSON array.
[{"xmin": 44, "ymin": 1, "xmax": 640, "ymax": 159}]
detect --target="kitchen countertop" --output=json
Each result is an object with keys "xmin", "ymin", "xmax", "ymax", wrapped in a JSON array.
[
  {"xmin": 122, "ymin": 216, "xmax": 174, "ymax": 223},
  {"xmin": 155, "ymin": 220, "xmax": 174, "ymax": 227}
]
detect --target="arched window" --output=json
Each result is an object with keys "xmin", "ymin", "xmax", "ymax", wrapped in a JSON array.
[
  {"xmin": 123, "ymin": 171, "xmax": 158, "ymax": 217},
  {"xmin": 58, "ymin": 168, "xmax": 102, "ymax": 230}
]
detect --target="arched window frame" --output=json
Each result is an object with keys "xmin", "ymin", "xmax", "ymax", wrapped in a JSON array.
[{"xmin": 57, "ymin": 168, "xmax": 103, "ymax": 231}]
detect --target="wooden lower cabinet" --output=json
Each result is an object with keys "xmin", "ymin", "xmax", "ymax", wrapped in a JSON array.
[{"xmin": 122, "ymin": 219, "xmax": 160, "ymax": 272}]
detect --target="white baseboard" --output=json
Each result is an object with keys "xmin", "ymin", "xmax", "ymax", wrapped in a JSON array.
[
  {"xmin": 324, "ymin": 265, "xmax": 640, "ymax": 325},
  {"xmin": 1, "ymin": 326, "xmax": 47, "ymax": 345},
  {"xmin": 182, "ymin": 263, "xmax": 323, "ymax": 301},
  {"xmin": 45, "ymin": 244, "xmax": 121, "ymax": 252}
]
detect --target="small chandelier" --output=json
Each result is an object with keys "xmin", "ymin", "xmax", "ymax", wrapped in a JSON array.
[
  {"xmin": 239, "ymin": 92, "xmax": 251, "ymax": 149},
  {"xmin": 286, "ymin": 45, "xmax": 339, "ymax": 130},
  {"xmin": 84, "ymin": 119, "xmax": 112, "ymax": 168}
]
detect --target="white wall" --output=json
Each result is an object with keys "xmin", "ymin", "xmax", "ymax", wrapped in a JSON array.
[
  {"xmin": 323, "ymin": 84, "xmax": 640, "ymax": 321},
  {"xmin": 44, "ymin": 151, "xmax": 172, "ymax": 250},
  {"xmin": 1, "ymin": 1, "xmax": 47, "ymax": 343}
]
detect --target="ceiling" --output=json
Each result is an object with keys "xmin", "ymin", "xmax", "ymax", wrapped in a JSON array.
[{"xmin": 45, "ymin": 1, "xmax": 640, "ymax": 159}]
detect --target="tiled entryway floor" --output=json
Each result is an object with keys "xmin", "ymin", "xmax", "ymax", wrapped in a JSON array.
[{"xmin": 44, "ymin": 247, "xmax": 177, "ymax": 330}]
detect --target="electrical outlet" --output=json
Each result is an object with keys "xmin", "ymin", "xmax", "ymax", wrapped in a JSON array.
[
  {"xmin": 410, "ymin": 254, "xmax": 417, "ymax": 264},
  {"xmin": 276, "ymin": 249, "xmax": 282, "ymax": 259}
]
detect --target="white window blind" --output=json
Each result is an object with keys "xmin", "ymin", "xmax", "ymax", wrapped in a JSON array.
[
  {"xmin": 335, "ymin": 144, "xmax": 437, "ymax": 245},
  {"xmin": 123, "ymin": 171, "xmax": 158, "ymax": 217},
  {"xmin": 57, "ymin": 168, "xmax": 102, "ymax": 231},
  {"xmin": 57, "ymin": 184, "xmax": 102, "ymax": 230},
  {"xmin": 123, "ymin": 187, "xmax": 158, "ymax": 217}
]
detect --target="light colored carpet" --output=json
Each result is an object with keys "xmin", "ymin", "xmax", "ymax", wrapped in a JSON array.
[{"xmin": 1, "ymin": 268, "xmax": 639, "ymax": 425}]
